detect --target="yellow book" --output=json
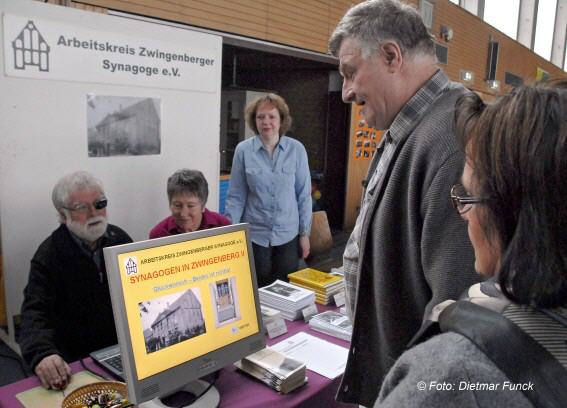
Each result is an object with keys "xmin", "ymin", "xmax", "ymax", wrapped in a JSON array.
[
  {"xmin": 315, "ymin": 295, "xmax": 332, "ymax": 305},
  {"xmin": 288, "ymin": 268, "xmax": 343, "ymax": 289},
  {"xmin": 290, "ymin": 283, "xmax": 327, "ymax": 295}
]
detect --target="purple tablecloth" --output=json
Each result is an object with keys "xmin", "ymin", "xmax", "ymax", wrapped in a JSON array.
[{"xmin": 0, "ymin": 307, "xmax": 355, "ymax": 407}]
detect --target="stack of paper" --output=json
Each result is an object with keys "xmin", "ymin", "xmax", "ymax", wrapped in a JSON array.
[
  {"xmin": 259, "ymin": 280, "xmax": 315, "ymax": 320},
  {"xmin": 330, "ymin": 266, "xmax": 344, "ymax": 276},
  {"xmin": 235, "ymin": 347, "xmax": 307, "ymax": 393},
  {"xmin": 260, "ymin": 304, "xmax": 282, "ymax": 326},
  {"xmin": 308, "ymin": 310, "xmax": 353, "ymax": 341},
  {"xmin": 271, "ymin": 332, "xmax": 349, "ymax": 379},
  {"xmin": 287, "ymin": 268, "xmax": 344, "ymax": 305}
]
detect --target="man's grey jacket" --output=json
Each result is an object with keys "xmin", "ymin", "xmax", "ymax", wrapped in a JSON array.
[{"xmin": 336, "ymin": 72, "xmax": 479, "ymax": 407}]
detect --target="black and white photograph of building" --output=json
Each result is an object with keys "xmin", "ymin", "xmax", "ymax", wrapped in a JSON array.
[
  {"xmin": 264, "ymin": 282, "xmax": 300, "ymax": 298},
  {"xmin": 139, "ymin": 288, "xmax": 206, "ymax": 354},
  {"xmin": 87, "ymin": 94, "xmax": 161, "ymax": 157},
  {"xmin": 209, "ymin": 277, "xmax": 241, "ymax": 328}
]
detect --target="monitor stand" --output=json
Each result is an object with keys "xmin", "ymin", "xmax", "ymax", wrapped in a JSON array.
[{"xmin": 139, "ymin": 380, "xmax": 220, "ymax": 408}]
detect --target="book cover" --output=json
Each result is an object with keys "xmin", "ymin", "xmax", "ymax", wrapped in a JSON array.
[
  {"xmin": 288, "ymin": 268, "xmax": 343, "ymax": 289},
  {"xmin": 309, "ymin": 310, "xmax": 352, "ymax": 341},
  {"xmin": 259, "ymin": 280, "xmax": 315, "ymax": 301}
]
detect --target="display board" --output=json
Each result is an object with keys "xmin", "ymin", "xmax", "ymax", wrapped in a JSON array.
[{"xmin": 0, "ymin": 0, "xmax": 222, "ymax": 345}]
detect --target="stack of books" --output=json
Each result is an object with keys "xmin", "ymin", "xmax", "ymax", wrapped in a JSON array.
[
  {"xmin": 287, "ymin": 268, "xmax": 345, "ymax": 305},
  {"xmin": 258, "ymin": 280, "xmax": 315, "ymax": 320},
  {"xmin": 235, "ymin": 347, "xmax": 307, "ymax": 393},
  {"xmin": 308, "ymin": 310, "xmax": 353, "ymax": 341}
]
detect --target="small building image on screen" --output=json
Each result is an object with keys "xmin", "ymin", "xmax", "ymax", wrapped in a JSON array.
[
  {"xmin": 209, "ymin": 277, "xmax": 241, "ymax": 328},
  {"xmin": 139, "ymin": 288, "xmax": 206, "ymax": 354}
]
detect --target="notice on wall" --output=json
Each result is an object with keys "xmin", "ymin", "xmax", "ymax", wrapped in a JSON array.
[{"xmin": 2, "ymin": 14, "xmax": 220, "ymax": 92}]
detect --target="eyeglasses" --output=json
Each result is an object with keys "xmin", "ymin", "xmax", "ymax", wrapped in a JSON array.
[
  {"xmin": 63, "ymin": 198, "xmax": 108, "ymax": 213},
  {"xmin": 450, "ymin": 184, "xmax": 486, "ymax": 214}
]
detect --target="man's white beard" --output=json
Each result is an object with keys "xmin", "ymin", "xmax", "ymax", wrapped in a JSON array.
[{"xmin": 66, "ymin": 216, "xmax": 108, "ymax": 243}]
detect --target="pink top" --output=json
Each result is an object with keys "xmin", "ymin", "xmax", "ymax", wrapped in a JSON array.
[{"xmin": 149, "ymin": 208, "xmax": 230, "ymax": 239}]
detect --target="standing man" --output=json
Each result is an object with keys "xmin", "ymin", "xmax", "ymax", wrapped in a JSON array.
[
  {"xmin": 329, "ymin": 1, "xmax": 478, "ymax": 405},
  {"xmin": 18, "ymin": 171, "xmax": 132, "ymax": 390}
]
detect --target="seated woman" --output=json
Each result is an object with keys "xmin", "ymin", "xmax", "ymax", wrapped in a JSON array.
[
  {"xmin": 375, "ymin": 83, "xmax": 567, "ymax": 407},
  {"xmin": 149, "ymin": 169, "xmax": 230, "ymax": 238}
]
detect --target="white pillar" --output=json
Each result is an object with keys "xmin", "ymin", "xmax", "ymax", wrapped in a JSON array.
[
  {"xmin": 551, "ymin": 0, "xmax": 567, "ymax": 67},
  {"xmin": 461, "ymin": 0, "xmax": 483, "ymax": 17},
  {"xmin": 517, "ymin": 0, "xmax": 538, "ymax": 49}
]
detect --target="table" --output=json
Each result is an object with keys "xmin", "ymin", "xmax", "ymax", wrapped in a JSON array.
[{"xmin": 0, "ymin": 308, "xmax": 355, "ymax": 408}]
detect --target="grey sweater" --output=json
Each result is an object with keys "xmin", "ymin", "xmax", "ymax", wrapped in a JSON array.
[
  {"xmin": 337, "ymin": 71, "xmax": 479, "ymax": 406},
  {"xmin": 376, "ymin": 332, "xmax": 533, "ymax": 407}
]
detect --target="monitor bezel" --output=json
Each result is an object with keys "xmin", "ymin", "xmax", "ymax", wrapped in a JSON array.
[{"xmin": 103, "ymin": 223, "xmax": 265, "ymax": 404}]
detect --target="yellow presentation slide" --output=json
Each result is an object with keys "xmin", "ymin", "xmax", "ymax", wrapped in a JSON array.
[{"xmin": 116, "ymin": 230, "xmax": 259, "ymax": 380}]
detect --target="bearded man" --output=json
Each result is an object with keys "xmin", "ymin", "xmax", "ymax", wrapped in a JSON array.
[{"xmin": 18, "ymin": 171, "xmax": 132, "ymax": 390}]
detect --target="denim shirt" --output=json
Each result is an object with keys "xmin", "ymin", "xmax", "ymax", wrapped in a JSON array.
[{"xmin": 225, "ymin": 135, "xmax": 312, "ymax": 247}]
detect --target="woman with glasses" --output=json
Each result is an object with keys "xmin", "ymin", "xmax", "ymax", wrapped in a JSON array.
[
  {"xmin": 374, "ymin": 84, "xmax": 567, "ymax": 407},
  {"xmin": 225, "ymin": 94, "xmax": 312, "ymax": 288}
]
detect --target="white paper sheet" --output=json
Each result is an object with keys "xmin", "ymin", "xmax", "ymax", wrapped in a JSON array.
[{"xmin": 271, "ymin": 332, "xmax": 349, "ymax": 379}]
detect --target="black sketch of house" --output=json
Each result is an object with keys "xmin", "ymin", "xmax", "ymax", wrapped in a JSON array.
[
  {"xmin": 125, "ymin": 257, "xmax": 138, "ymax": 275},
  {"xmin": 12, "ymin": 21, "xmax": 50, "ymax": 71},
  {"xmin": 146, "ymin": 289, "xmax": 206, "ymax": 353},
  {"xmin": 89, "ymin": 98, "xmax": 161, "ymax": 157}
]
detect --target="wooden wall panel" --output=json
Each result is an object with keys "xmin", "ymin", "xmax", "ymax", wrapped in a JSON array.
[
  {"xmin": 69, "ymin": 0, "xmax": 358, "ymax": 53},
  {"xmin": 70, "ymin": 0, "xmax": 271, "ymax": 41},
  {"xmin": 44, "ymin": 0, "xmax": 106, "ymax": 13}
]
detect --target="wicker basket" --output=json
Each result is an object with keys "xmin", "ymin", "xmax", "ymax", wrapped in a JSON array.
[{"xmin": 61, "ymin": 381, "xmax": 128, "ymax": 408}]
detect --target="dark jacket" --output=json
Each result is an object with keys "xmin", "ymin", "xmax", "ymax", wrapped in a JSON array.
[
  {"xmin": 337, "ymin": 74, "xmax": 478, "ymax": 406},
  {"xmin": 18, "ymin": 224, "xmax": 132, "ymax": 369}
]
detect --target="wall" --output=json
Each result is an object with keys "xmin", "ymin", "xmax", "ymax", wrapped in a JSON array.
[
  {"xmin": 0, "ymin": 0, "xmax": 222, "ymax": 345},
  {"xmin": 434, "ymin": 0, "xmax": 566, "ymax": 96},
  {"xmin": 70, "ymin": 0, "xmax": 564, "ymax": 87},
  {"xmin": 72, "ymin": 0, "xmax": 354, "ymax": 54},
  {"xmin": 260, "ymin": 70, "xmax": 330, "ymax": 171},
  {"xmin": 45, "ymin": 0, "xmax": 567, "ymax": 229},
  {"xmin": 66, "ymin": 0, "xmax": 567, "ymax": 218}
]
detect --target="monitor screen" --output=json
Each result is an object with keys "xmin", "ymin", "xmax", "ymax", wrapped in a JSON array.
[{"xmin": 103, "ymin": 223, "xmax": 265, "ymax": 405}]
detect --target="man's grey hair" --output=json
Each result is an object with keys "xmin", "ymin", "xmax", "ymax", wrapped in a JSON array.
[
  {"xmin": 329, "ymin": 0, "xmax": 435, "ymax": 59},
  {"xmin": 167, "ymin": 169, "xmax": 209, "ymax": 206},
  {"xmin": 52, "ymin": 171, "xmax": 104, "ymax": 212}
]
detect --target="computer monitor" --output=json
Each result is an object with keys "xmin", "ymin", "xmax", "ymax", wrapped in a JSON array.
[{"xmin": 103, "ymin": 223, "xmax": 265, "ymax": 406}]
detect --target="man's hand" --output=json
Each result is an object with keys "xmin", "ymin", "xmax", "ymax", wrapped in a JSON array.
[
  {"xmin": 34, "ymin": 354, "xmax": 71, "ymax": 390},
  {"xmin": 299, "ymin": 235, "xmax": 311, "ymax": 259}
]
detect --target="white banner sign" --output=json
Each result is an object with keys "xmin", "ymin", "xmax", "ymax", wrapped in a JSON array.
[{"xmin": 3, "ymin": 14, "xmax": 221, "ymax": 92}]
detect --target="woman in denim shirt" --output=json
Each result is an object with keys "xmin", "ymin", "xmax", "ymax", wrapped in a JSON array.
[{"xmin": 225, "ymin": 93, "xmax": 312, "ymax": 288}]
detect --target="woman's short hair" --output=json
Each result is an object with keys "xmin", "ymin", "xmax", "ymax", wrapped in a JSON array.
[
  {"xmin": 244, "ymin": 93, "xmax": 292, "ymax": 136},
  {"xmin": 167, "ymin": 169, "xmax": 208, "ymax": 206},
  {"xmin": 52, "ymin": 171, "xmax": 104, "ymax": 214},
  {"xmin": 329, "ymin": 0, "xmax": 435, "ymax": 59},
  {"xmin": 455, "ymin": 84, "xmax": 567, "ymax": 308}
]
